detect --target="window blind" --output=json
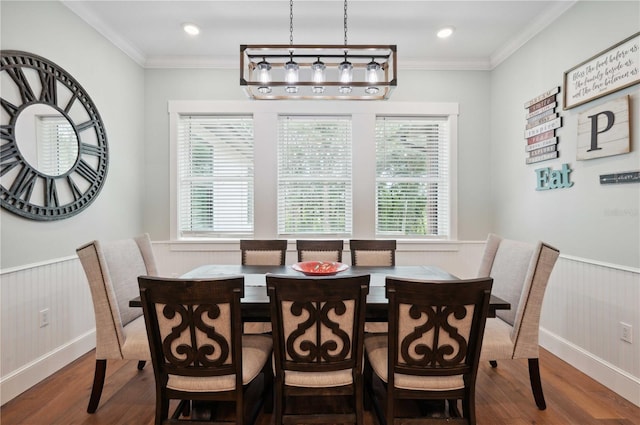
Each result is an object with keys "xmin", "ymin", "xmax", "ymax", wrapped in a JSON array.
[
  {"xmin": 277, "ymin": 115, "xmax": 352, "ymax": 235},
  {"xmin": 177, "ymin": 115, "xmax": 254, "ymax": 237},
  {"xmin": 36, "ymin": 115, "xmax": 77, "ymax": 176},
  {"xmin": 375, "ymin": 116, "xmax": 450, "ymax": 238}
]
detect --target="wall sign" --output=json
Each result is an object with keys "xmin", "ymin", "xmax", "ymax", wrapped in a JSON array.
[
  {"xmin": 600, "ymin": 171, "xmax": 640, "ymax": 184},
  {"xmin": 563, "ymin": 32, "xmax": 639, "ymax": 110},
  {"xmin": 524, "ymin": 87, "xmax": 561, "ymax": 164},
  {"xmin": 577, "ymin": 95, "xmax": 630, "ymax": 160},
  {"xmin": 535, "ymin": 163, "xmax": 573, "ymax": 191}
]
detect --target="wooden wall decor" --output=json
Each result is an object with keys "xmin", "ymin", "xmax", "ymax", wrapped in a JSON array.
[
  {"xmin": 525, "ymin": 87, "xmax": 562, "ymax": 164},
  {"xmin": 577, "ymin": 95, "xmax": 630, "ymax": 160}
]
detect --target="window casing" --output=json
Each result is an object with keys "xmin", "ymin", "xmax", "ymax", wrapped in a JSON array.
[{"xmin": 169, "ymin": 101, "xmax": 457, "ymax": 241}]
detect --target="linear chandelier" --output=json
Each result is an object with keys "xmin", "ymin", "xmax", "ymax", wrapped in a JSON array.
[{"xmin": 240, "ymin": 0, "xmax": 397, "ymax": 100}]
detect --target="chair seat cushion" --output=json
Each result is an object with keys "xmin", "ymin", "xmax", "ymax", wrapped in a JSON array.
[
  {"xmin": 364, "ymin": 335, "xmax": 464, "ymax": 391},
  {"xmin": 479, "ymin": 317, "xmax": 515, "ymax": 361},
  {"xmin": 167, "ymin": 334, "xmax": 272, "ymax": 392},
  {"xmin": 121, "ymin": 315, "xmax": 151, "ymax": 360},
  {"xmin": 284, "ymin": 368, "xmax": 354, "ymax": 388}
]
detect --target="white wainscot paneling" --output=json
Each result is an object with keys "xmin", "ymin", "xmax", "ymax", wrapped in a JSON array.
[
  {"xmin": 0, "ymin": 258, "xmax": 96, "ymax": 405},
  {"xmin": 540, "ymin": 255, "xmax": 640, "ymax": 407}
]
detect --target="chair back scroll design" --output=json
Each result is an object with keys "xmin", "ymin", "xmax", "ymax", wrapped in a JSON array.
[
  {"xmin": 364, "ymin": 277, "xmax": 493, "ymax": 425},
  {"xmin": 267, "ymin": 273, "xmax": 370, "ymax": 425},
  {"xmin": 138, "ymin": 275, "xmax": 273, "ymax": 425}
]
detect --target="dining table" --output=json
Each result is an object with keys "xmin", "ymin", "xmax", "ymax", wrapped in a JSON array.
[{"xmin": 130, "ymin": 264, "xmax": 510, "ymax": 320}]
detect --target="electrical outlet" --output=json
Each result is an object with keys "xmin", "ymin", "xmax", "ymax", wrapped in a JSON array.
[
  {"xmin": 620, "ymin": 322, "xmax": 632, "ymax": 343},
  {"xmin": 39, "ymin": 308, "xmax": 50, "ymax": 328}
]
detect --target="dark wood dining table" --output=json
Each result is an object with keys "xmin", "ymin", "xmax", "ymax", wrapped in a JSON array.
[{"xmin": 130, "ymin": 264, "xmax": 510, "ymax": 320}]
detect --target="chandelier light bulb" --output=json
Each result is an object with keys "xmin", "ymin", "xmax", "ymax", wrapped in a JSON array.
[
  {"xmin": 284, "ymin": 53, "xmax": 299, "ymax": 84},
  {"xmin": 437, "ymin": 26, "xmax": 455, "ymax": 39},
  {"xmin": 256, "ymin": 58, "xmax": 271, "ymax": 84},
  {"xmin": 311, "ymin": 58, "xmax": 326, "ymax": 84},
  {"xmin": 182, "ymin": 23, "xmax": 200, "ymax": 36},
  {"xmin": 366, "ymin": 59, "xmax": 380, "ymax": 84},
  {"xmin": 338, "ymin": 59, "xmax": 353, "ymax": 84}
]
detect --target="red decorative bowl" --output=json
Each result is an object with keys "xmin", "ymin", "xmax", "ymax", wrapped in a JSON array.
[{"xmin": 292, "ymin": 261, "xmax": 349, "ymax": 276}]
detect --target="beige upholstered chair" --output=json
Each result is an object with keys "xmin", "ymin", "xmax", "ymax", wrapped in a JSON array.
[
  {"xmin": 240, "ymin": 239, "xmax": 288, "ymax": 266},
  {"xmin": 349, "ymin": 239, "xmax": 396, "ymax": 333},
  {"xmin": 349, "ymin": 239, "xmax": 396, "ymax": 266},
  {"xmin": 267, "ymin": 273, "xmax": 370, "ymax": 425},
  {"xmin": 296, "ymin": 239, "xmax": 344, "ymax": 262},
  {"xmin": 76, "ymin": 234, "xmax": 156, "ymax": 413},
  {"xmin": 478, "ymin": 234, "xmax": 560, "ymax": 410},
  {"xmin": 364, "ymin": 277, "xmax": 493, "ymax": 425},
  {"xmin": 138, "ymin": 275, "xmax": 273, "ymax": 425},
  {"xmin": 240, "ymin": 239, "xmax": 288, "ymax": 334}
]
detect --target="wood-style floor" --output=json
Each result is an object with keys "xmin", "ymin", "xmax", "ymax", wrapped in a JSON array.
[{"xmin": 2, "ymin": 348, "xmax": 638, "ymax": 425}]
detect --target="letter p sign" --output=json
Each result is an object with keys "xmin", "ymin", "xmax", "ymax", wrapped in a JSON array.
[{"xmin": 577, "ymin": 96, "xmax": 630, "ymax": 160}]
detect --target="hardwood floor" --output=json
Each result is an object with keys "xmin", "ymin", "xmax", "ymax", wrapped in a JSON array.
[{"xmin": 1, "ymin": 348, "xmax": 638, "ymax": 424}]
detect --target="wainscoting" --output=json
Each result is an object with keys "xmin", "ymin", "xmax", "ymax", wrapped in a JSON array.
[{"xmin": 1, "ymin": 241, "xmax": 638, "ymax": 407}]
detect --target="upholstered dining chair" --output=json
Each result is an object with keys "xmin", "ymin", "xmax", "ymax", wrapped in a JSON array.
[
  {"xmin": 477, "ymin": 234, "xmax": 560, "ymax": 410},
  {"xmin": 76, "ymin": 233, "xmax": 157, "ymax": 413},
  {"xmin": 240, "ymin": 239, "xmax": 288, "ymax": 334},
  {"xmin": 349, "ymin": 239, "xmax": 397, "ymax": 333},
  {"xmin": 138, "ymin": 275, "xmax": 273, "ymax": 425},
  {"xmin": 266, "ymin": 273, "xmax": 370, "ymax": 425},
  {"xmin": 296, "ymin": 239, "xmax": 344, "ymax": 262},
  {"xmin": 349, "ymin": 239, "xmax": 396, "ymax": 266},
  {"xmin": 364, "ymin": 277, "xmax": 493, "ymax": 425},
  {"xmin": 240, "ymin": 239, "xmax": 288, "ymax": 266}
]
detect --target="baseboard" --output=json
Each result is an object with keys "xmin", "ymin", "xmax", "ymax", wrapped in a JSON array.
[
  {"xmin": 0, "ymin": 330, "xmax": 96, "ymax": 406},
  {"xmin": 540, "ymin": 327, "xmax": 640, "ymax": 407}
]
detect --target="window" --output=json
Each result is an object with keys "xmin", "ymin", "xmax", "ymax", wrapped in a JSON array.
[
  {"xmin": 376, "ymin": 117, "xmax": 450, "ymax": 238},
  {"xmin": 177, "ymin": 115, "xmax": 254, "ymax": 237},
  {"xmin": 36, "ymin": 115, "xmax": 76, "ymax": 175},
  {"xmin": 169, "ymin": 101, "xmax": 457, "ymax": 241},
  {"xmin": 277, "ymin": 115, "xmax": 352, "ymax": 235}
]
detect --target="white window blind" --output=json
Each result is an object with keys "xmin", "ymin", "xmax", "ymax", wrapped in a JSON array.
[
  {"xmin": 277, "ymin": 115, "xmax": 352, "ymax": 235},
  {"xmin": 177, "ymin": 115, "xmax": 254, "ymax": 237},
  {"xmin": 36, "ymin": 115, "xmax": 77, "ymax": 176},
  {"xmin": 375, "ymin": 116, "xmax": 450, "ymax": 238}
]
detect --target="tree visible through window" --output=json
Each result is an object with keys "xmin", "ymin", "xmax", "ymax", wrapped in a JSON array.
[{"xmin": 376, "ymin": 116, "xmax": 450, "ymax": 238}]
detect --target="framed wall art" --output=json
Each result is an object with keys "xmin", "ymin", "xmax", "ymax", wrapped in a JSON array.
[{"xmin": 563, "ymin": 32, "xmax": 639, "ymax": 110}]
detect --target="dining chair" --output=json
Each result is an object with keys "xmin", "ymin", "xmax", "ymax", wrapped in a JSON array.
[
  {"xmin": 240, "ymin": 239, "xmax": 288, "ymax": 334},
  {"xmin": 364, "ymin": 277, "xmax": 493, "ymax": 425},
  {"xmin": 477, "ymin": 233, "xmax": 560, "ymax": 410},
  {"xmin": 138, "ymin": 275, "xmax": 273, "ymax": 425},
  {"xmin": 349, "ymin": 239, "xmax": 397, "ymax": 333},
  {"xmin": 349, "ymin": 239, "xmax": 396, "ymax": 266},
  {"xmin": 76, "ymin": 233, "xmax": 156, "ymax": 413},
  {"xmin": 240, "ymin": 239, "xmax": 288, "ymax": 266},
  {"xmin": 296, "ymin": 239, "xmax": 344, "ymax": 262},
  {"xmin": 266, "ymin": 273, "xmax": 370, "ymax": 425}
]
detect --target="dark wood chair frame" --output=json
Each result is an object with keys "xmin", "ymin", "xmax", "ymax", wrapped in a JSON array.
[
  {"xmin": 364, "ymin": 277, "xmax": 493, "ymax": 425},
  {"xmin": 138, "ymin": 276, "xmax": 273, "ymax": 425},
  {"xmin": 296, "ymin": 239, "xmax": 344, "ymax": 262},
  {"xmin": 240, "ymin": 239, "xmax": 288, "ymax": 266},
  {"xmin": 349, "ymin": 239, "xmax": 397, "ymax": 266},
  {"xmin": 267, "ymin": 274, "xmax": 370, "ymax": 425}
]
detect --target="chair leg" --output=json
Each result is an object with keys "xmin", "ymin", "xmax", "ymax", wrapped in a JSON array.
[
  {"xmin": 489, "ymin": 360, "xmax": 498, "ymax": 368},
  {"xmin": 87, "ymin": 359, "xmax": 107, "ymax": 413},
  {"xmin": 528, "ymin": 358, "xmax": 547, "ymax": 410},
  {"xmin": 137, "ymin": 360, "xmax": 146, "ymax": 370},
  {"xmin": 263, "ymin": 362, "xmax": 274, "ymax": 414}
]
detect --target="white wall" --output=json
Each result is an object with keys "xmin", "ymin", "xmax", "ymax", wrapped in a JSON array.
[
  {"xmin": 489, "ymin": 1, "xmax": 640, "ymax": 268},
  {"xmin": 0, "ymin": 1, "xmax": 146, "ymax": 269}
]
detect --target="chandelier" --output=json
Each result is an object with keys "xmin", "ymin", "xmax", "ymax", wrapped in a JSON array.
[{"xmin": 240, "ymin": 0, "xmax": 397, "ymax": 100}]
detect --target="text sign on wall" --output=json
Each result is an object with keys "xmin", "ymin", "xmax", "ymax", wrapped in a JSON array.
[
  {"xmin": 524, "ymin": 87, "xmax": 561, "ymax": 164},
  {"xmin": 535, "ymin": 163, "xmax": 574, "ymax": 191},
  {"xmin": 563, "ymin": 32, "xmax": 639, "ymax": 110},
  {"xmin": 577, "ymin": 95, "xmax": 630, "ymax": 160}
]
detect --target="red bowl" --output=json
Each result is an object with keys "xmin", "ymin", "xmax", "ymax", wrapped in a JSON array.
[{"xmin": 292, "ymin": 261, "xmax": 349, "ymax": 276}]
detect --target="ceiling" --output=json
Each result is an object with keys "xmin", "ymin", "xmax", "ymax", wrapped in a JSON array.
[{"xmin": 61, "ymin": 0, "xmax": 578, "ymax": 70}]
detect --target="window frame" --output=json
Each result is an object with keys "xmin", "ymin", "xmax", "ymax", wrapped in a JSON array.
[{"xmin": 169, "ymin": 101, "xmax": 458, "ymax": 241}]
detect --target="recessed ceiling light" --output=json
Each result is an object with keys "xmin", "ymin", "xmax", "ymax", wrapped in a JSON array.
[
  {"xmin": 437, "ymin": 27, "xmax": 454, "ymax": 39},
  {"xmin": 183, "ymin": 23, "xmax": 200, "ymax": 36}
]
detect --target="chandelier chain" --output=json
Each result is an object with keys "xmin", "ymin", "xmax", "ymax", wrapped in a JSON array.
[
  {"xmin": 343, "ymin": 0, "xmax": 348, "ymax": 46},
  {"xmin": 289, "ymin": 0, "xmax": 294, "ymax": 46}
]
